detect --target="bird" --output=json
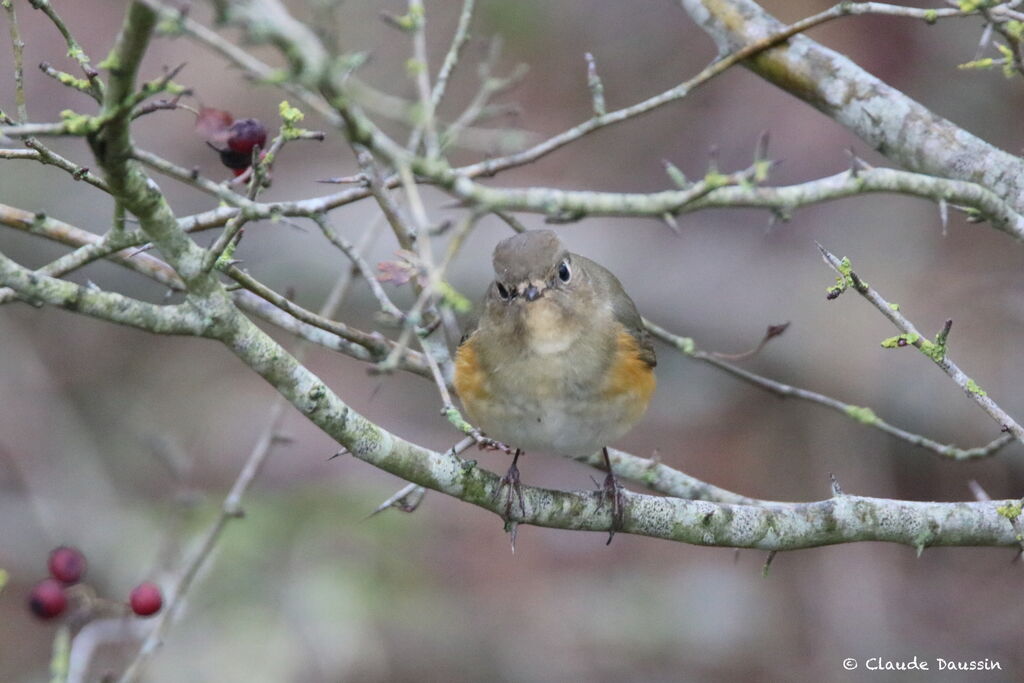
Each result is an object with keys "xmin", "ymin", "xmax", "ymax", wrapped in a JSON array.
[{"xmin": 453, "ymin": 230, "xmax": 656, "ymax": 542}]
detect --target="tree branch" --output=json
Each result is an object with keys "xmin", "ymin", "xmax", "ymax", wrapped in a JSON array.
[
  {"xmin": 0, "ymin": 250, "xmax": 205, "ymax": 335},
  {"xmin": 643, "ymin": 318, "xmax": 1016, "ymax": 461},
  {"xmin": 679, "ymin": 0, "xmax": 1024, "ymax": 213},
  {"xmin": 818, "ymin": 244, "xmax": 1024, "ymax": 445}
]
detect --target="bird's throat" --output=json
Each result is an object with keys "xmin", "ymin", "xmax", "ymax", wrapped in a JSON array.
[{"xmin": 521, "ymin": 300, "xmax": 578, "ymax": 355}]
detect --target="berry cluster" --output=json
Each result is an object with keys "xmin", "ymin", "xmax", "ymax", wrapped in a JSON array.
[{"xmin": 27, "ymin": 546, "xmax": 163, "ymax": 620}]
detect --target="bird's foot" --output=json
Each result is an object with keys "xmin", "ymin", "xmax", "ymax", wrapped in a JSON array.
[
  {"xmin": 491, "ymin": 450, "xmax": 526, "ymax": 521},
  {"xmin": 595, "ymin": 471, "xmax": 625, "ymax": 545}
]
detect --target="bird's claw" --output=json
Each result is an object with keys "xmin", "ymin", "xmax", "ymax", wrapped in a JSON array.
[
  {"xmin": 492, "ymin": 457, "xmax": 526, "ymax": 521},
  {"xmin": 595, "ymin": 472, "xmax": 625, "ymax": 545}
]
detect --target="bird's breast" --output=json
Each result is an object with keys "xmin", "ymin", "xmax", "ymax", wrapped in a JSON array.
[{"xmin": 453, "ymin": 325, "xmax": 655, "ymax": 456}]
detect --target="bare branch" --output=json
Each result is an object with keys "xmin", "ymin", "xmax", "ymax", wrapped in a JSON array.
[
  {"xmin": 679, "ymin": 0, "xmax": 1024, "ymax": 214},
  {"xmin": 818, "ymin": 244, "xmax": 1024, "ymax": 445},
  {"xmin": 643, "ymin": 318, "xmax": 1016, "ymax": 461}
]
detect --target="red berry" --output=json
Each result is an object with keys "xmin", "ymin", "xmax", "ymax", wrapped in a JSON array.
[
  {"xmin": 129, "ymin": 582, "xmax": 163, "ymax": 617},
  {"xmin": 226, "ymin": 118, "xmax": 267, "ymax": 156},
  {"xmin": 28, "ymin": 579, "xmax": 67, "ymax": 619},
  {"xmin": 48, "ymin": 546, "xmax": 86, "ymax": 584}
]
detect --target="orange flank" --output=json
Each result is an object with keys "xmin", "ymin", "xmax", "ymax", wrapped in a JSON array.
[
  {"xmin": 454, "ymin": 336, "xmax": 489, "ymax": 413},
  {"xmin": 603, "ymin": 329, "xmax": 657, "ymax": 421}
]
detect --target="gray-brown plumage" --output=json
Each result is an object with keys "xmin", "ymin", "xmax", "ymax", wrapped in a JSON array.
[{"xmin": 454, "ymin": 230, "xmax": 656, "ymax": 540}]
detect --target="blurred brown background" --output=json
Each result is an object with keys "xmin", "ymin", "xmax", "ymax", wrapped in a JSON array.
[{"xmin": 2, "ymin": 0, "xmax": 1023, "ymax": 681}]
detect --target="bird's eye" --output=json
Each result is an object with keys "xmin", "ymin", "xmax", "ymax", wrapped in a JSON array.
[
  {"xmin": 496, "ymin": 282, "xmax": 511, "ymax": 300},
  {"xmin": 557, "ymin": 259, "xmax": 571, "ymax": 283}
]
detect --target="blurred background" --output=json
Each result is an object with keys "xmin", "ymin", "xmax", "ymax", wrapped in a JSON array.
[{"xmin": 2, "ymin": 0, "xmax": 1023, "ymax": 680}]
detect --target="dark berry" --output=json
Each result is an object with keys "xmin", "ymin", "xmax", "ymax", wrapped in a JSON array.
[
  {"xmin": 129, "ymin": 582, "xmax": 163, "ymax": 617},
  {"xmin": 219, "ymin": 147, "xmax": 252, "ymax": 170},
  {"xmin": 48, "ymin": 546, "xmax": 86, "ymax": 584},
  {"xmin": 28, "ymin": 579, "xmax": 67, "ymax": 619},
  {"xmin": 226, "ymin": 118, "xmax": 267, "ymax": 156}
]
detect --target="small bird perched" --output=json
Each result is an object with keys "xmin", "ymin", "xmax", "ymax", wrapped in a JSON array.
[{"xmin": 454, "ymin": 230, "xmax": 656, "ymax": 541}]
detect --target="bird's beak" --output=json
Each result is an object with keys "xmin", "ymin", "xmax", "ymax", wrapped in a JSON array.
[{"xmin": 523, "ymin": 284, "xmax": 541, "ymax": 302}]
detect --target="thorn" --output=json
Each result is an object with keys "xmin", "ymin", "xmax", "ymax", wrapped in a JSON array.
[
  {"xmin": 975, "ymin": 22, "xmax": 994, "ymax": 59},
  {"xmin": 762, "ymin": 550, "xmax": 777, "ymax": 577},
  {"xmin": 845, "ymin": 148, "xmax": 860, "ymax": 177},
  {"xmin": 164, "ymin": 62, "xmax": 188, "ymax": 81},
  {"xmin": 661, "ymin": 212, "xmax": 681, "ymax": 236},
  {"xmin": 830, "ymin": 472, "xmax": 844, "ymax": 496},
  {"xmin": 967, "ymin": 479, "xmax": 991, "ymax": 502},
  {"xmin": 733, "ymin": 548, "xmax": 741, "ymax": 564},
  {"xmin": 662, "ymin": 159, "xmax": 688, "ymax": 189},
  {"xmin": 365, "ymin": 483, "xmax": 426, "ymax": 518},
  {"xmin": 707, "ymin": 144, "xmax": 719, "ymax": 173},
  {"xmin": 328, "ymin": 448, "xmax": 349, "ymax": 460},
  {"xmin": 506, "ymin": 521, "xmax": 519, "ymax": 554},
  {"xmin": 754, "ymin": 129, "xmax": 770, "ymax": 161},
  {"xmin": 938, "ymin": 198, "xmax": 949, "ymax": 236},
  {"xmin": 814, "ymin": 241, "xmax": 833, "ymax": 266}
]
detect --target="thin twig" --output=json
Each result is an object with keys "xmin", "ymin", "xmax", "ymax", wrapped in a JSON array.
[
  {"xmin": 405, "ymin": 0, "xmax": 440, "ymax": 156},
  {"xmin": 817, "ymin": 244, "xmax": 1024, "ymax": 445},
  {"xmin": 643, "ymin": 318, "xmax": 1015, "ymax": 461},
  {"xmin": 311, "ymin": 212, "xmax": 403, "ymax": 319},
  {"xmin": 117, "ymin": 224, "xmax": 378, "ymax": 682}
]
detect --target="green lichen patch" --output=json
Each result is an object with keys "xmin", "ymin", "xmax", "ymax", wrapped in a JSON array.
[
  {"xmin": 845, "ymin": 405, "xmax": 878, "ymax": 425},
  {"xmin": 965, "ymin": 378, "xmax": 987, "ymax": 397},
  {"xmin": 880, "ymin": 332, "xmax": 919, "ymax": 349},
  {"xmin": 674, "ymin": 336, "xmax": 696, "ymax": 355},
  {"xmin": 443, "ymin": 406, "xmax": 474, "ymax": 434},
  {"xmin": 54, "ymin": 70, "xmax": 92, "ymax": 92},
  {"xmin": 957, "ymin": 0, "xmax": 997, "ymax": 11},
  {"xmin": 702, "ymin": 170, "xmax": 730, "ymax": 189},
  {"xmin": 996, "ymin": 501, "xmax": 1022, "ymax": 521},
  {"xmin": 58, "ymin": 109, "xmax": 98, "ymax": 135},
  {"xmin": 918, "ymin": 338, "xmax": 945, "ymax": 362},
  {"xmin": 825, "ymin": 256, "xmax": 857, "ymax": 300}
]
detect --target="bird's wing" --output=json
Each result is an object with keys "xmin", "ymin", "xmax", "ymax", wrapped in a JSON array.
[{"xmin": 576, "ymin": 255, "xmax": 657, "ymax": 368}]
